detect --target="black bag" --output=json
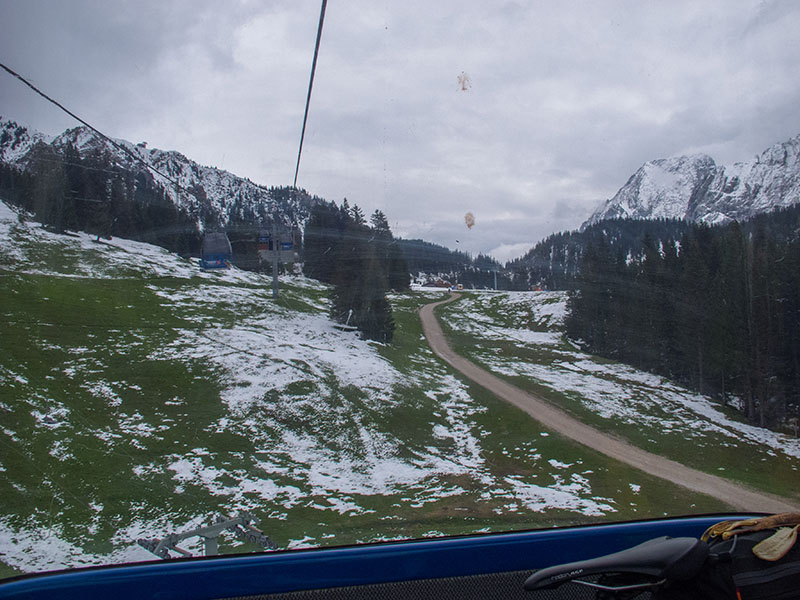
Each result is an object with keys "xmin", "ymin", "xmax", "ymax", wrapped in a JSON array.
[
  {"xmin": 523, "ymin": 515, "xmax": 800, "ymax": 600},
  {"xmin": 659, "ymin": 528, "xmax": 800, "ymax": 600}
]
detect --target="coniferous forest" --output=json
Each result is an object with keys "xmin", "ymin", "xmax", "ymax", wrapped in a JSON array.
[
  {"xmin": 565, "ymin": 206, "xmax": 800, "ymax": 429},
  {"xmin": 506, "ymin": 218, "xmax": 694, "ymax": 291},
  {"xmin": 303, "ymin": 199, "xmax": 410, "ymax": 342},
  {"xmin": 0, "ymin": 141, "xmax": 201, "ymax": 255},
  {"xmin": 397, "ymin": 238, "xmax": 510, "ymax": 289}
]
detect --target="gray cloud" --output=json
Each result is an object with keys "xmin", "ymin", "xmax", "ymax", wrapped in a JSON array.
[{"xmin": 2, "ymin": 1, "xmax": 800, "ymax": 260}]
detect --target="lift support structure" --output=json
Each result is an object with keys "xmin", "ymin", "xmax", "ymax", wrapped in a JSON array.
[{"xmin": 137, "ymin": 512, "xmax": 276, "ymax": 559}]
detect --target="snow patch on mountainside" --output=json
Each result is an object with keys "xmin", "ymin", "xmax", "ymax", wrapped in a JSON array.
[
  {"xmin": 0, "ymin": 117, "xmax": 52, "ymax": 163},
  {"xmin": 0, "ymin": 116, "xmax": 302, "ymax": 233},
  {"xmin": 584, "ymin": 133, "xmax": 800, "ymax": 228}
]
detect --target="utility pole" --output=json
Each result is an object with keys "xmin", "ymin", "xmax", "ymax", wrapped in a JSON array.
[{"xmin": 272, "ymin": 217, "xmax": 279, "ymax": 299}]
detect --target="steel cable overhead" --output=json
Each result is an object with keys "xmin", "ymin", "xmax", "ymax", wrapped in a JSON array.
[
  {"xmin": 3, "ymin": 0, "xmax": 328, "ymax": 196},
  {"xmin": 0, "ymin": 61, "xmax": 186, "ymax": 194},
  {"xmin": 293, "ymin": 0, "xmax": 328, "ymax": 189}
]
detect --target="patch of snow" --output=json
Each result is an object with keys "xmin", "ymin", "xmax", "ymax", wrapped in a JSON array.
[
  {"xmin": 548, "ymin": 459, "xmax": 573, "ymax": 469},
  {"xmin": 81, "ymin": 381, "xmax": 123, "ymax": 407},
  {"xmin": 0, "ymin": 519, "xmax": 97, "ymax": 573},
  {"xmin": 500, "ymin": 476, "xmax": 616, "ymax": 517}
]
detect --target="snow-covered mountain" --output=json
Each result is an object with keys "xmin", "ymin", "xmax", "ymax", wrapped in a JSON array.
[
  {"xmin": 583, "ymin": 133, "xmax": 800, "ymax": 228},
  {"xmin": 0, "ymin": 116, "xmax": 311, "ymax": 230},
  {"xmin": 0, "ymin": 117, "xmax": 53, "ymax": 163}
]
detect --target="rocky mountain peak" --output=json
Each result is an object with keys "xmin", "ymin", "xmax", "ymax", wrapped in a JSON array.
[
  {"xmin": 0, "ymin": 116, "xmax": 312, "ymax": 232},
  {"xmin": 583, "ymin": 134, "xmax": 800, "ymax": 229}
]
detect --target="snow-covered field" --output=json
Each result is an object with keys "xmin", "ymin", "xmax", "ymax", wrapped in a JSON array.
[{"xmin": 4, "ymin": 201, "xmax": 670, "ymax": 575}]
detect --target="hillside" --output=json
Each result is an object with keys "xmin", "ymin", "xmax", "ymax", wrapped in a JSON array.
[
  {"xmin": 507, "ymin": 218, "xmax": 693, "ymax": 290},
  {"xmin": 0, "ymin": 116, "xmax": 317, "ymax": 235},
  {"xmin": 0, "ymin": 117, "xmax": 502, "ymax": 286},
  {"xmin": 437, "ymin": 293, "xmax": 800, "ymax": 501},
  {"xmin": 510, "ymin": 201, "xmax": 800, "ymax": 292},
  {"xmin": 584, "ymin": 133, "xmax": 800, "ymax": 228},
  {"xmin": 0, "ymin": 199, "xmax": 734, "ymax": 576}
]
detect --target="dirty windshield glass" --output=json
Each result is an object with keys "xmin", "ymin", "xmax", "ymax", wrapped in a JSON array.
[{"xmin": 1, "ymin": 0, "xmax": 799, "ymax": 578}]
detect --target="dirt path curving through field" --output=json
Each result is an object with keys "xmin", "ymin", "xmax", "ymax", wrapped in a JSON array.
[{"xmin": 419, "ymin": 292, "xmax": 799, "ymax": 513}]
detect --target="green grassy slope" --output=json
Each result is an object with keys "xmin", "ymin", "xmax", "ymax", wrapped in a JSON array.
[{"xmin": 0, "ymin": 204, "xmax": 727, "ymax": 576}]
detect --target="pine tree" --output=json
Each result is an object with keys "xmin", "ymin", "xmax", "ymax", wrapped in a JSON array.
[
  {"xmin": 677, "ymin": 227, "xmax": 713, "ymax": 394},
  {"xmin": 350, "ymin": 204, "xmax": 365, "ymax": 225},
  {"xmin": 370, "ymin": 209, "xmax": 409, "ymax": 291},
  {"xmin": 29, "ymin": 142, "xmax": 70, "ymax": 231},
  {"xmin": 355, "ymin": 249, "xmax": 395, "ymax": 343},
  {"xmin": 304, "ymin": 202, "xmax": 341, "ymax": 282},
  {"xmin": 370, "ymin": 209, "xmax": 389, "ymax": 233},
  {"xmin": 317, "ymin": 201, "xmax": 399, "ymax": 342}
]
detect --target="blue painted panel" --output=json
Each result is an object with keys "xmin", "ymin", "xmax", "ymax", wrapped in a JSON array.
[
  {"xmin": 199, "ymin": 254, "xmax": 231, "ymax": 269},
  {"xmin": 0, "ymin": 515, "xmax": 757, "ymax": 600}
]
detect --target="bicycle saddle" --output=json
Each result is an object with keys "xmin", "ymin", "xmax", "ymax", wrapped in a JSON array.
[{"xmin": 524, "ymin": 536, "xmax": 708, "ymax": 592}]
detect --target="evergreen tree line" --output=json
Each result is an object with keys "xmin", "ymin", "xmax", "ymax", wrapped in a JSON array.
[
  {"xmin": 397, "ymin": 238, "xmax": 511, "ymax": 289},
  {"xmin": 1, "ymin": 141, "xmax": 200, "ymax": 255},
  {"xmin": 565, "ymin": 206, "xmax": 800, "ymax": 428},
  {"xmin": 303, "ymin": 199, "xmax": 410, "ymax": 342},
  {"xmin": 0, "ymin": 139, "xmax": 320, "ymax": 267},
  {"xmin": 506, "ymin": 218, "xmax": 693, "ymax": 290}
]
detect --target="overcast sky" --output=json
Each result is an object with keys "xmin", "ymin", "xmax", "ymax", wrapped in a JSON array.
[{"xmin": 2, "ymin": 1, "xmax": 800, "ymax": 261}]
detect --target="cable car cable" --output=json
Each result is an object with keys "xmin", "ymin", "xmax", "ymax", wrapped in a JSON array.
[
  {"xmin": 293, "ymin": 0, "xmax": 328, "ymax": 189},
  {"xmin": 0, "ymin": 61, "xmax": 186, "ymax": 195}
]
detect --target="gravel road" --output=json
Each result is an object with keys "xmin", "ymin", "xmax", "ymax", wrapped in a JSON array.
[{"xmin": 419, "ymin": 293, "xmax": 798, "ymax": 513}]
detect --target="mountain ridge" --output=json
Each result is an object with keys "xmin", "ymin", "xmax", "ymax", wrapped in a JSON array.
[
  {"xmin": 583, "ymin": 133, "xmax": 800, "ymax": 229},
  {"xmin": 0, "ymin": 116, "xmax": 499, "ymax": 282},
  {"xmin": 0, "ymin": 115, "xmax": 313, "ymax": 232}
]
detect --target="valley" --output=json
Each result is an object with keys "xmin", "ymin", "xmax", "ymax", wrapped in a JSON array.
[
  {"xmin": 0, "ymin": 200, "xmax": 740, "ymax": 575},
  {"xmin": 2, "ymin": 3, "xmax": 800, "ymax": 594},
  {"xmin": 0, "ymin": 200, "xmax": 757, "ymax": 577}
]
